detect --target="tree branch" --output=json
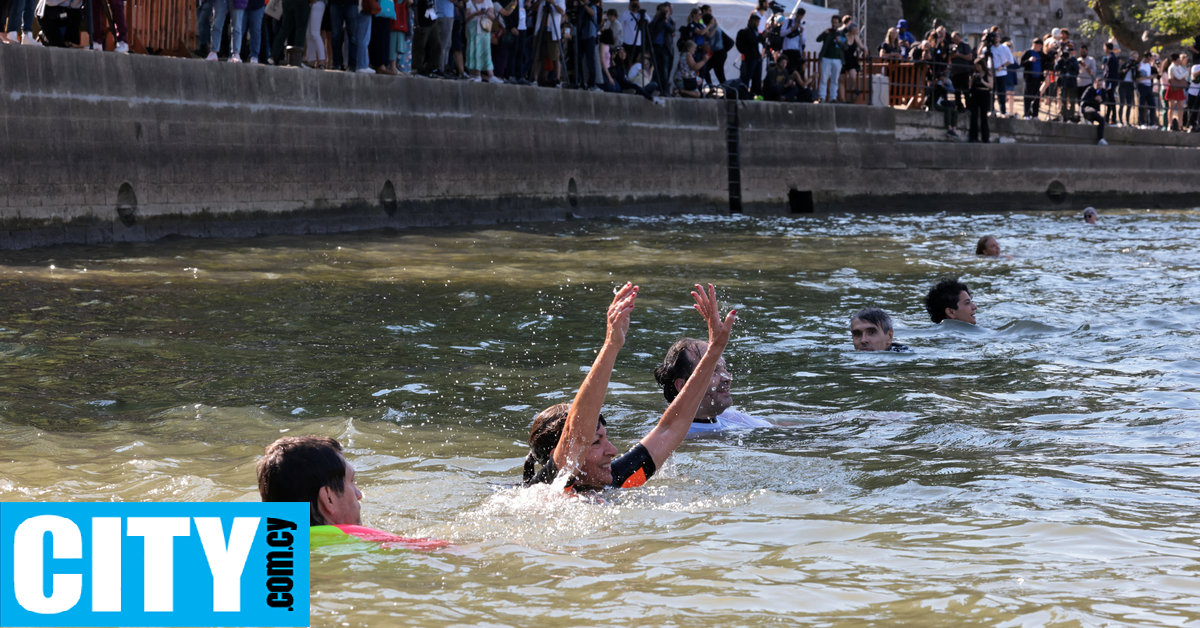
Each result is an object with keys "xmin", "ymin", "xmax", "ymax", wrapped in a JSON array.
[{"xmin": 1091, "ymin": 0, "xmax": 1188, "ymax": 53}]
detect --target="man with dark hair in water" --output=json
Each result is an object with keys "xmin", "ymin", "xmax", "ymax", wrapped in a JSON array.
[
  {"xmin": 653, "ymin": 336, "xmax": 772, "ymax": 437},
  {"xmin": 850, "ymin": 307, "xmax": 911, "ymax": 352},
  {"xmin": 259, "ymin": 436, "xmax": 446, "ymax": 549},
  {"xmin": 259, "ymin": 436, "xmax": 361, "ymax": 526},
  {"xmin": 924, "ymin": 277, "xmax": 977, "ymax": 324}
]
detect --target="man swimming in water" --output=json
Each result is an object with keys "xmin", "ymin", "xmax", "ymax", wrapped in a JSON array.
[
  {"xmin": 654, "ymin": 337, "xmax": 773, "ymax": 437},
  {"xmin": 258, "ymin": 435, "xmax": 446, "ymax": 549},
  {"xmin": 850, "ymin": 307, "xmax": 911, "ymax": 352},
  {"xmin": 524, "ymin": 283, "xmax": 738, "ymax": 491},
  {"xmin": 924, "ymin": 277, "xmax": 978, "ymax": 325}
]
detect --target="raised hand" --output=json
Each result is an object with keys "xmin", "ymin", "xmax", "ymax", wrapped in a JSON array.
[
  {"xmin": 690, "ymin": 283, "xmax": 736, "ymax": 351},
  {"xmin": 607, "ymin": 282, "xmax": 639, "ymax": 346}
]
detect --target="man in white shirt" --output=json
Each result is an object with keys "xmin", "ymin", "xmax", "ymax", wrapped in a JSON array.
[
  {"xmin": 779, "ymin": 5, "xmax": 804, "ymax": 70},
  {"xmin": 988, "ymin": 31, "xmax": 1014, "ymax": 116},
  {"xmin": 654, "ymin": 337, "xmax": 774, "ymax": 438},
  {"xmin": 619, "ymin": 0, "xmax": 646, "ymax": 67}
]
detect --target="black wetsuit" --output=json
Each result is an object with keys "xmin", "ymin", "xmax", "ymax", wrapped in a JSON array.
[
  {"xmin": 888, "ymin": 343, "xmax": 913, "ymax": 353},
  {"xmin": 608, "ymin": 443, "xmax": 657, "ymax": 488}
]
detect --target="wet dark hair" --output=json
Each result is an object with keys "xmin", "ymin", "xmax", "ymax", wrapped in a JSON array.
[
  {"xmin": 850, "ymin": 307, "xmax": 893, "ymax": 334},
  {"xmin": 975, "ymin": 235, "xmax": 997, "ymax": 255},
  {"xmin": 524, "ymin": 403, "xmax": 607, "ymax": 486},
  {"xmin": 924, "ymin": 277, "xmax": 971, "ymax": 323},
  {"xmin": 654, "ymin": 337, "xmax": 706, "ymax": 403},
  {"xmin": 257, "ymin": 436, "xmax": 347, "ymax": 526}
]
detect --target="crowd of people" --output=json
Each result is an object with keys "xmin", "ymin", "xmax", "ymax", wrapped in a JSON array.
[
  {"xmin": 5, "ymin": 0, "xmax": 1197, "ymax": 140},
  {"xmin": 894, "ymin": 21, "xmax": 1200, "ymax": 143}
]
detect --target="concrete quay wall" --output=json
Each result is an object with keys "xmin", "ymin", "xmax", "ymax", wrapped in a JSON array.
[{"xmin": 1, "ymin": 45, "xmax": 1198, "ymax": 249}]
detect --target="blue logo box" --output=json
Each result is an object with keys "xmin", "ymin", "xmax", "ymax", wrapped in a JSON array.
[{"xmin": 0, "ymin": 502, "xmax": 309, "ymax": 627}]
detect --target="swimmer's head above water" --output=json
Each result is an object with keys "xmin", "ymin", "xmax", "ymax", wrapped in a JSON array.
[
  {"xmin": 850, "ymin": 307, "xmax": 895, "ymax": 351},
  {"xmin": 525, "ymin": 406, "xmax": 619, "ymax": 488},
  {"xmin": 924, "ymin": 277, "xmax": 977, "ymax": 325},
  {"xmin": 975, "ymin": 235, "xmax": 1001, "ymax": 256},
  {"xmin": 654, "ymin": 338, "xmax": 733, "ymax": 420},
  {"xmin": 1083, "ymin": 207, "xmax": 1098, "ymax": 224},
  {"xmin": 258, "ymin": 436, "xmax": 363, "ymax": 526}
]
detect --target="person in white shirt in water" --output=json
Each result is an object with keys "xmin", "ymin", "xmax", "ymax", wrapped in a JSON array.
[{"xmin": 654, "ymin": 337, "xmax": 773, "ymax": 437}]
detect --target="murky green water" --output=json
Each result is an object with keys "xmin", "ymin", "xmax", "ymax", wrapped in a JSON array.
[{"xmin": 2, "ymin": 211, "xmax": 1199, "ymax": 626}]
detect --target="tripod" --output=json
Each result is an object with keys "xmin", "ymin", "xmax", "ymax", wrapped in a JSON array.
[{"xmin": 526, "ymin": 0, "xmax": 561, "ymax": 84}]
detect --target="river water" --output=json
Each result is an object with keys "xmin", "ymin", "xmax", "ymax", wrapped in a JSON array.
[{"xmin": 1, "ymin": 211, "xmax": 1198, "ymax": 626}]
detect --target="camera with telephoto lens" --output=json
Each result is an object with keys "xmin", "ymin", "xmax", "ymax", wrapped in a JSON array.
[{"xmin": 768, "ymin": 1, "xmax": 785, "ymax": 14}]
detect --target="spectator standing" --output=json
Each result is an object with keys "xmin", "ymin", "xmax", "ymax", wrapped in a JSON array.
[
  {"xmin": 931, "ymin": 73, "xmax": 959, "ymax": 137},
  {"xmin": 840, "ymin": 22, "xmax": 862, "ymax": 102},
  {"xmin": 967, "ymin": 57, "xmax": 992, "ymax": 143},
  {"xmin": 1187, "ymin": 56, "xmax": 1200, "ymax": 131},
  {"xmin": 90, "ymin": 0, "xmax": 129, "ymax": 51},
  {"xmin": 735, "ymin": 13, "xmax": 763, "ymax": 96},
  {"xmin": 751, "ymin": 0, "xmax": 768, "ymax": 34},
  {"xmin": 1118, "ymin": 50, "xmax": 1139, "ymax": 126},
  {"xmin": 879, "ymin": 27, "xmax": 901, "ymax": 60},
  {"xmin": 947, "ymin": 31, "xmax": 972, "ymax": 110},
  {"xmin": 269, "ymin": 0, "xmax": 309, "ymax": 66},
  {"xmin": 411, "ymin": 0, "xmax": 441, "ymax": 73},
  {"xmin": 1165, "ymin": 53, "xmax": 1189, "ymax": 130},
  {"xmin": 701, "ymin": 5, "xmax": 728, "ymax": 85},
  {"xmin": 463, "ymin": 0, "xmax": 497, "ymax": 81},
  {"xmin": 1078, "ymin": 44, "xmax": 1095, "ymax": 90},
  {"xmin": 7, "ymin": 0, "xmax": 39, "ymax": 45},
  {"xmin": 434, "ymin": 0, "xmax": 456, "ymax": 73},
  {"xmin": 242, "ymin": 0, "xmax": 266, "ymax": 63},
  {"xmin": 1019, "ymin": 38, "xmax": 1044, "ymax": 119},
  {"xmin": 329, "ymin": 0, "xmax": 360, "ymax": 70},
  {"xmin": 619, "ymin": 0, "xmax": 644, "ymax": 69},
  {"xmin": 204, "ymin": 0, "xmax": 230, "ymax": 59},
  {"xmin": 306, "ymin": 0, "xmax": 327, "ymax": 67},
  {"xmin": 648, "ymin": 2, "xmax": 674, "ymax": 87},
  {"xmin": 388, "ymin": 0, "xmax": 413, "ymax": 73},
  {"xmin": 1136, "ymin": 52, "xmax": 1154, "ymax": 127},
  {"xmin": 895, "ymin": 18, "xmax": 913, "ymax": 51},
  {"xmin": 815, "ymin": 14, "xmax": 846, "ymax": 103},
  {"xmin": 531, "ymin": 0, "xmax": 563, "ymax": 83},
  {"xmin": 779, "ymin": 5, "xmax": 804, "ymax": 68},
  {"xmin": 987, "ymin": 31, "xmax": 1013, "ymax": 116},
  {"xmin": 1054, "ymin": 37, "xmax": 1079, "ymax": 121},
  {"xmin": 196, "ymin": 0, "xmax": 215, "ymax": 55},
  {"xmin": 225, "ymin": 0, "xmax": 249, "ymax": 62},
  {"xmin": 1080, "ymin": 75, "xmax": 1108, "ymax": 145},
  {"xmin": 576, "ymin": 0, "xmax": 599, "ymax": 88},
  {"xmin": 1102, "ymin": 42, "xmax": 1120, "ymax": 123}
]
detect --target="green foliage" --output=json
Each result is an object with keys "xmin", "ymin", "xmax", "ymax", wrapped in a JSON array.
[
  {"xmin": 1145, "ymin": 0, "xmax": 1200, "ymax": 37},
  {"xmin": 900, "ymin": 0, "xmax": 948, "ymax": 37}
]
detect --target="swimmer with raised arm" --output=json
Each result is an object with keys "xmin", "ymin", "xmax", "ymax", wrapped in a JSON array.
[
  {"xmin": 654, "ymin": 337, "xmax": 773, "ymax": 437},
  {"xmin": 523, "ymin": 283, "xmax": 737, "ymax": 491}
]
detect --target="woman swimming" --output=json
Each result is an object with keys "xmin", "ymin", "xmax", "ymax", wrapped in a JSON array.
[{"xmin": 523, "ymin": 282, "xmax": 737, "ymax": 491}]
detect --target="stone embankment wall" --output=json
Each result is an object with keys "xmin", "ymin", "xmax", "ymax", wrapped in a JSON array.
[{"xmin": 1, "ymin": 45, "xmax": 1198, "ymax": 249}]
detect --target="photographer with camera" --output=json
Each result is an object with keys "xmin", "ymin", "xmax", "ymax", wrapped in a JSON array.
[
  {"xmin": 648, "ymin": 2, "xmax": 675, "ymax": 87},
  {"xmin": 530, "ymin": 0, "xmax": 565, "ymax": 84},
  {"xmin": 619, "ymin": 0, "xmax": 646, "ymax": 69},
  {"xmin": 779, "ymin": 5, "xmax": 804, "ymax": 70},
  {"xmin": 736, "ymin": 12, "xmax": 766, "ymax": 97},
  {"xmin": 1054, "ymin": 35, "xmax": 1080, "ymax": 121},
  {"xmin": 1019, "ymin": 38, "xmax": 1045, "ymax": 119},
  {"xmin": 816, "ymin": 14, "xmax": 847, "ymax": 103},
  {"xmin": 674, "ymin": 38, "xmax": 708, "ymax": 97}
]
